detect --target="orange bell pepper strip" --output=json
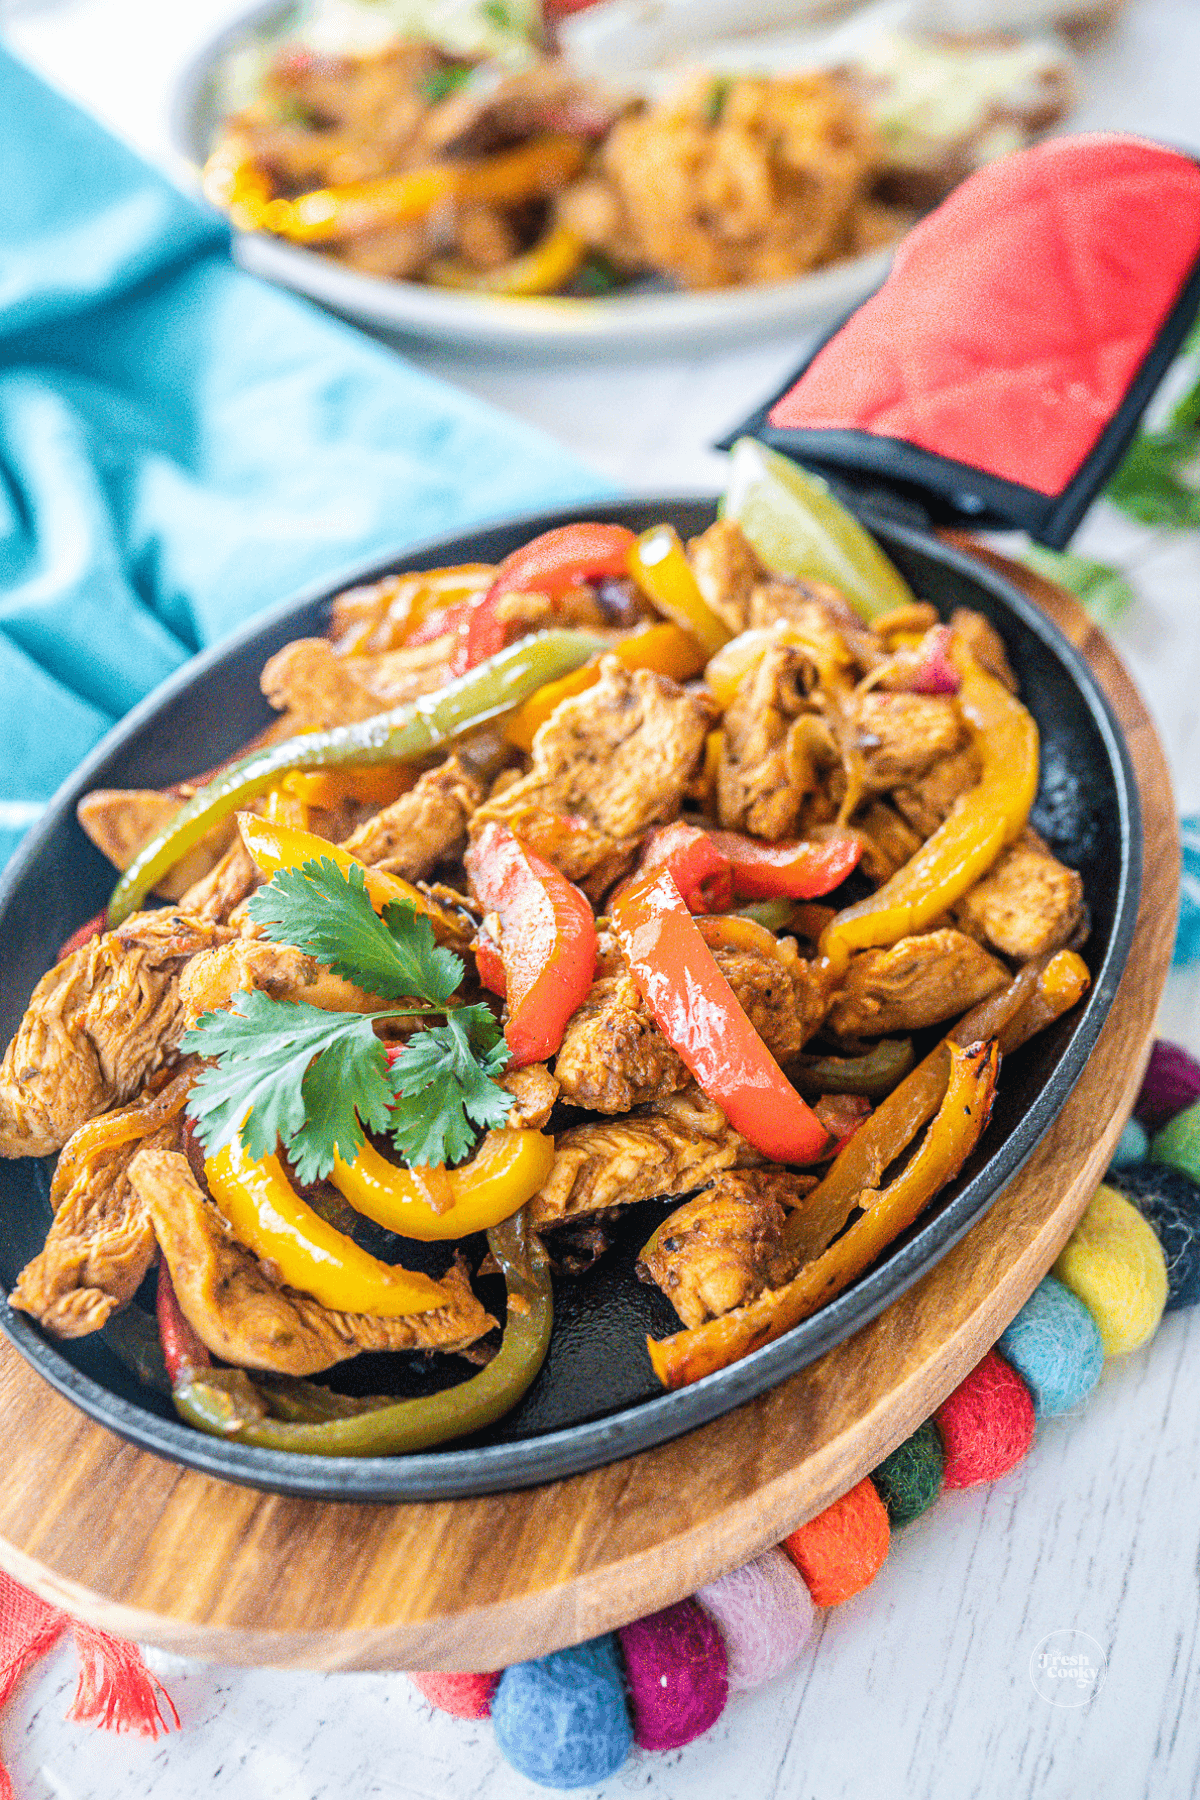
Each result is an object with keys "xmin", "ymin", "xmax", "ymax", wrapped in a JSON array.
[
  {"xmin": 611, "ymin": 866, "xmax": 829, "ymax": 1165},
  {"xmin": 706, "ymin": 829, "xmax": 862, "ymax": 900},
  {"xmin": 648, "ymin": 1039, "xmax": 999, "ymax": 1388},
  {"xmin": 464, "ymin": 821, "xmax": 597, "ymax": 1067},
  {"xmin": 504, "ymin": 622, "xmax": 705, "ymax": 751},
  {"xmin": 819, "ymin": 644, "xmax": 1039, "ymax": 977},
  {"xmin": 998, "ymin": 949, "xmax": 1091, "ymax": 1054},
  {"xmin": 331, "ymin": 1126, "xmax": 555, "ymax": 1240},
  {"xmin": 627, "ymin": 525, "xmax": 732, "ymax": 659},
  {"xmin": 280, "ymin": 765, "xmax": 419, "ymax": 809},
  {"xmin": 205, "ymin": 1135, "xmax": 447, "ymax": 1317}
]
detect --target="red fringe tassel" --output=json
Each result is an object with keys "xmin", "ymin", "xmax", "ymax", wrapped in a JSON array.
[{"xmin": 0, "ymin": 1571, "xmax": 178, "ymax": 1798}]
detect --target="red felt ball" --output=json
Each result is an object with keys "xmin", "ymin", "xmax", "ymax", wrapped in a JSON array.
[
  {"xmin": 934, "ymin": 1350, "xmax": 1036, "ymax": 1489},
  {"xmin": 618, "ymin": 1598, "xmax": 728, "ymax": 1751},
  {"xmin": 408, "ymin": 1670, "xmax": 501, "ymax": 1719},
  {"xmin": 782, "ymin": 1476, "xmax": 890, "ymax": 1607}
]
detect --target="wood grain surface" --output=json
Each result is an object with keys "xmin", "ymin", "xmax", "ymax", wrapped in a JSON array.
[{"xmin": 0, "ymin": 554, "xmax": 1178, "ymax": 1672}]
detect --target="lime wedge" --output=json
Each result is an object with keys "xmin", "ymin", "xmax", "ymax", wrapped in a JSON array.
[{"xmin": 721, "ymin": 438, "xmax": 915, "ymax": 621}]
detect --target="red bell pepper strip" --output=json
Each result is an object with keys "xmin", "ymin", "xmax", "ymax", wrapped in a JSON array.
[
  {"xmin": 57, "ymin": 909, "xmax": 107, "ymax": 961},
  {"xmin": 611, "ymin": 867, "xmax": 829, "ymax": 1164},
  {"xmin": 706, "ymin": 830, "xmax": 861, "ymax": 900},
  {"xmin": 464, "ymin": 821, "xmax": 597, "ymax": 1066},
  {"xmin": 453, "ymin": 523, "xmax": 638, "ymax": 677},
  {"xmin": 473, "ymin": 920, "xmax": 508, "ymax": 997},
  {"xmin": 157, "ymin": 1261, "xmax": 212, "ymax": 1386},
  {"xmin": 636, "ymin": 822, "xmax": 734, "ymax": 914}
]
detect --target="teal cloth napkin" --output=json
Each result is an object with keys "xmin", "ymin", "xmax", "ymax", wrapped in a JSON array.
[{"xmin": 0, "ymin": 49, "xmax": 613, "ymax": 869}]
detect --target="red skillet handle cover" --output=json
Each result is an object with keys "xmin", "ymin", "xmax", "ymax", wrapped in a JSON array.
[{"xmin": 769, "ymin": 135, "xmax": 1200, "ymax": 497}]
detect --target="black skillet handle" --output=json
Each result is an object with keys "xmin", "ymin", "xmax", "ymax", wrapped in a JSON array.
[{"xmin": 718, "ymin": 135, "xmax": 1200, "ymax": 549}]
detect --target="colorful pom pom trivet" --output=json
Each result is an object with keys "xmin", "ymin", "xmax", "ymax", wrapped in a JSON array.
[{"xmin": 406, "ymin": 1039, "xmax": 1198, "ymax": 1790}]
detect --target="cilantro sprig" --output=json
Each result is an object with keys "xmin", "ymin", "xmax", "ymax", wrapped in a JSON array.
[{"xmin": 182, "ymin": 858, "xmax": 512, "ymax": 1176}]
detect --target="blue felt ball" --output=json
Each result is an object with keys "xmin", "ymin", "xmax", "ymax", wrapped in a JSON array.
[
  {"xmin": 1106, "ymin": 1163, "xmax": 1200, "ymax": 1311},
  {"xmin": 492, "ymin": 1635, "xmax": 632, "ymax": 1789},
  {"xmin": 996, "ymin": 1276, "xmax": 1105, "ymax": 1418},
  {"xmin": 1110, "ymin": 1119, "xmax": 1149, "ymax": 1170}
]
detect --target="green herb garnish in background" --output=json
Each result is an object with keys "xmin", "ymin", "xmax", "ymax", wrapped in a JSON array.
[
  {"xmin": 1021, "ymin": 545, "xmax": 1136, "ymax": 627},
  {"xmin": 421, "ymin": 64, "xmax": 473, "ymax": 105},
  {"xmin": 182, "ymin": 859, "xmax": 511, "ymax": 1179}
]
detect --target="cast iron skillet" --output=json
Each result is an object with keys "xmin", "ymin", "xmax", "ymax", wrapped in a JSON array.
[{"xmin": 0, "ymin": 497, "xmax": 1141, "ymax": 1500}]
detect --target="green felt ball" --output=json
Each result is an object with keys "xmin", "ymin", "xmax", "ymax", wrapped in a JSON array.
[
  {"xmin": 871, "ymin": 1420, "xmax": 943, "ymax": 1526},
  {"xmin": 1152, "ymin": 1099, "xmax": 1200, "ymax": 1186}
]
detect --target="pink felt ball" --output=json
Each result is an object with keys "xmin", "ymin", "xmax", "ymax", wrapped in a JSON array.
[
  {"xmin": 408, "ymin": 1670, "xmax": 501, "ymax": 1719},
  {"xmin": 618, "ymin": 1598, "xmax": 728, "ymax": 1751},
  {"xmin": 696, "ymin": 1548, "xmax": 815, "ymax": 1689},
  {"xmin": 935, "ymin": 1350, "xmax": 1036, "ymax": 1489},
  {"xmin": 1135, "ymin": 1040, "xmax": 1200, "ymax": 1132}
]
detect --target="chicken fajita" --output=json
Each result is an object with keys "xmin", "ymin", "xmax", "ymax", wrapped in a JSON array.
[{"xmin": 0, "ymin": 454, "xmax": 1092, "ymax": 1454}]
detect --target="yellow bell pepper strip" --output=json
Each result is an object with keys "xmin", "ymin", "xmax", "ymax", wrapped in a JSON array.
[
  {"xmin": 201, "ymin": 141, "xmax": 274, "ymax": 232},
  {"xmin": 612, "ymin": 866, "xmax": 829, "ymax": 1165},
  {"xmin": 331, "ymin": 1126, "xmax": 554, "ymax": 1240},
  {"xmin": 169, "ymin": 1210, "xmax": 554, "ymax": 1456},
  {"xmin": 281, "ymin": 765, "xmax": 419, "ymax": 809},
  {"xmin": 721, "ymin": 437, "xmax": 916, "ymax": 623},
  {"xmin": 214, "ymin": 137, "xmax": 589, "ymax": 248},
  {"xmin": 647, "ymin": 1039, "xmax": 999, "ymax": 1389},
  {"xmin": 818, "ymin": 643, "xmax": 1039, "ymax": 977},
  {"xmin": 504, "ymin": 621, "xmax": 705, "ymax": 751},
  {"xmin": 429, "ymin": 224, "xmax": 587, "ymax": 296},
  {"xmin": 106, "ymin": 627, "xmax": 607, "ymax": 926},
  {"xmin": 238, "ymin": 813, "xmax": 427, "ymax": 919},
  {"xmin": 628, "ymin": 526, "xmax": 733, "ymax": 659},
  {"xmin": 204, "ymin": 1133, "xmax": 447, "ymax": 1317}
]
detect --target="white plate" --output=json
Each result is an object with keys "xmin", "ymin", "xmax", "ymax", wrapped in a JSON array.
[{"xmin": 169, "ymin": 0, "xmax": 893, "ymax": 355}]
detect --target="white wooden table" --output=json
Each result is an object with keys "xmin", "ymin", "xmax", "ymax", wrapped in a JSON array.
[{"xmin": 3, "ymin": 2, "xmax": 1200, "ymax": 1794}]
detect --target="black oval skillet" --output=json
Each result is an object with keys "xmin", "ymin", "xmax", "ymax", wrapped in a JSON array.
[{"xmin": 0, "ymin": 497, "xmax": 1140, "ymax": 1500}]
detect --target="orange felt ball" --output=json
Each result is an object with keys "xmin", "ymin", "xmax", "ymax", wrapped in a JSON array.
[
  {"xmin": 934, "ymin": 1349, "xmax": 1035, "ymax": 1489},
  {"xmin": 783, "ymin": 1477, "xmax": 890, "ymax": 1606}
]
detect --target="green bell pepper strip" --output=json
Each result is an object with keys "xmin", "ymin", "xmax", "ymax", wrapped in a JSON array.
[
  {"xmin": 107, "ymin": 628, "xmax": 607, "ymax": 926},
  {"xmin": 169, "ymin": 1211, "xmax": 553, "ymax": 1456},
  {"xmin": 792, "ymin": 1037, "xmax": 916, "ymax": 1099}
]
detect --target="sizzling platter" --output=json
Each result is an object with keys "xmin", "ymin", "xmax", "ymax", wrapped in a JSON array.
[{"xmin": 0, "ymin": 494, "xmax": 1139, "ymax": 1499}]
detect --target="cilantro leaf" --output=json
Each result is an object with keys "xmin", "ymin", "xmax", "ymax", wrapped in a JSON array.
[
  {"xmin": 389, "ymin": 1006, "xmax": 513, "ymax": 1167},
  {"xmin": 1107, "ymin": 427, "xmax": 1200, "ymax": 528},
  {"xmin": 1107, "ymin": 359, "xmax": 1200, "ymax": 529},
  {"xmin": 1022, "ymin": 545, "xmax": 1135, "ymax": 627},
  {"xmin": 246, "ymin": 858, "xmax": 462, "ymax": 1004},
  {"xmin": 183, "ymin": 991, "xmax": 393, "ymax": 1181}
]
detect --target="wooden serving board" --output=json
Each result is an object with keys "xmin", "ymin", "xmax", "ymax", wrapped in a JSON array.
[{"xmin": 0, "ymin": 553, "xmax": 1178, "ymax": 1672}]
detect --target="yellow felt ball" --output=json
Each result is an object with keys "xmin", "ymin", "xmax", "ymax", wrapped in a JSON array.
[{"xmin": 1052, "ymin": 1184, "xmax": 1168, "ymax": 1356}]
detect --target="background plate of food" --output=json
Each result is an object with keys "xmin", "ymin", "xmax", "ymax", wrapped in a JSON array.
[
  {"xmin": 0, "ymin": 462, "xmax": 1141, "ymax": 1499},
  {"xmin": 169, "ymin": 0, "xmax": 1077, "ymax": 351}
]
